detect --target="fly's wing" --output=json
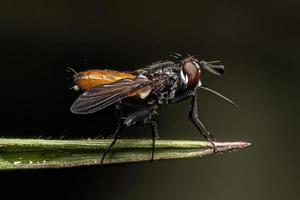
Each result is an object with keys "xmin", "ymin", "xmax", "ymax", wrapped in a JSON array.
[{"xmin": 70, "ymin": 77, "xmax": 152, "ymax": 114}]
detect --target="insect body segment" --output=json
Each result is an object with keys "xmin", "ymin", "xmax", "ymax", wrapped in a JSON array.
[{"xmin": 73, "ymin": 69, "xmax": 135, "ymax": 91}]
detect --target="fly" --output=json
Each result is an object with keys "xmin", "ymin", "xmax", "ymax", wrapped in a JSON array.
[{"xmin": 68, "ymin": 54, "xmax": 237, "ymax": 164}]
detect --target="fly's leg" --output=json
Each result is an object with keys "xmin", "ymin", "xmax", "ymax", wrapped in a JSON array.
[
  {"xmin": 123, "ymin": 105, "xmax": 158, "ymax": 127},
  {"xmin": 101, "ymin": 105, "xmax": 123, "ymax": 165},
  {"xmin": 170, "ymin": 88, "xmax": 211, "ymax": 148},
  {"xmin": 169, "ymin": 89, "xmax": 195, "ymax": 104},
  {"xmin": 149, "ymin": 120, "xmax": 159, "ymax": 162},
  {"xmin": 101, "ymin": 123, "xmax": 122, "ymax": 165},
  {"xmin": 122, "ymin": 104, "xmax": 159, "ymax": 162},
  {"xmin": 188, "ymin": 92, "xmax": 217, "ymax": 151}
]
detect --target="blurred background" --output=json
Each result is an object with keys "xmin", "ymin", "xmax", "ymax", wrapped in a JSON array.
[{"xmin": 0, "ymin": 0, "xmax": 299, "ymax": 199}]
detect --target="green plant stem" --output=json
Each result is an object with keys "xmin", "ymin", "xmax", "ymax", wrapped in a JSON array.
[{"xmin": 0, "ymin": 139, "xmax": 251, "ymax": 170}]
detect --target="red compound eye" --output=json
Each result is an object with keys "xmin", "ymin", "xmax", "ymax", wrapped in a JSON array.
[{"xmin": 183, "ymin": 61, "xmax": 201, "ymax": 87}]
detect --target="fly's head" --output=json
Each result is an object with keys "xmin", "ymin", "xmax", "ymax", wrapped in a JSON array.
[
  {"xmin": 177, "ymin": 55, "xmax": 237, "ymax": 106},
  {"xmin": 179, "ymin": 56, "xmax": 225, "ymax": 89}
]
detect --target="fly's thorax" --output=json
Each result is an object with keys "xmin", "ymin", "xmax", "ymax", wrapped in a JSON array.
[{"xmin": 180, "ymin": 60, "xmax": 201, "ymax": 88}]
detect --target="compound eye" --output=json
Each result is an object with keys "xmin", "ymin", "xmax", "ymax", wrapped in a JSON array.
[{"xmin": 183, "ymin": 61, "xmax": 201, "ymax": 87}]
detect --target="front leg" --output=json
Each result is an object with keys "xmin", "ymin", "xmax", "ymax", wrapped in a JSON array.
[
  {"xmin": 189, "ymin": 91, "xmax": 216, "ymax": 142},
  {"xmin": 169, "ymin": 89, "xmax": 195, "ymax": 104}
]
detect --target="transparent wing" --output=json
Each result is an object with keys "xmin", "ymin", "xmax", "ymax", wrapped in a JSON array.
[{"xmin": 70, "ymin": 77, "xmax": 152, "ymax": 114}]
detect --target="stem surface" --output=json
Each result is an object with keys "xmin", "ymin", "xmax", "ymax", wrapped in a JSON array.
[{"xmin": 0, "ymin": 139, "xmax": 251, "ymax": 170}]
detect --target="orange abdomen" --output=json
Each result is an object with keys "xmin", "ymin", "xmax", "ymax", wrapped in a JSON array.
[{"xmin": 74, "ymin": 69, "xmax": 135, "ymax": 90}]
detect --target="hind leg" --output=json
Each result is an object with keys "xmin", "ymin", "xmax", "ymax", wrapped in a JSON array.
[
  {"xmin": 101, "ymin": 105, "xmax": 123, "ymax": 165},
  {"xmin": 101, "ymin": 122, "xmax": 122, "ymax": 165}
]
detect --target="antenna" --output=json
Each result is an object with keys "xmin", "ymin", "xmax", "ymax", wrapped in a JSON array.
[{"xmin": 200, "ymin": 86, "xmax": 238, "ymax": 107}]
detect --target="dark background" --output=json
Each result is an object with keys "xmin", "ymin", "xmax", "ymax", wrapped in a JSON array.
[{"xmin": 0, "ymin": 0, "xmax": 299, "ymax": 199}]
